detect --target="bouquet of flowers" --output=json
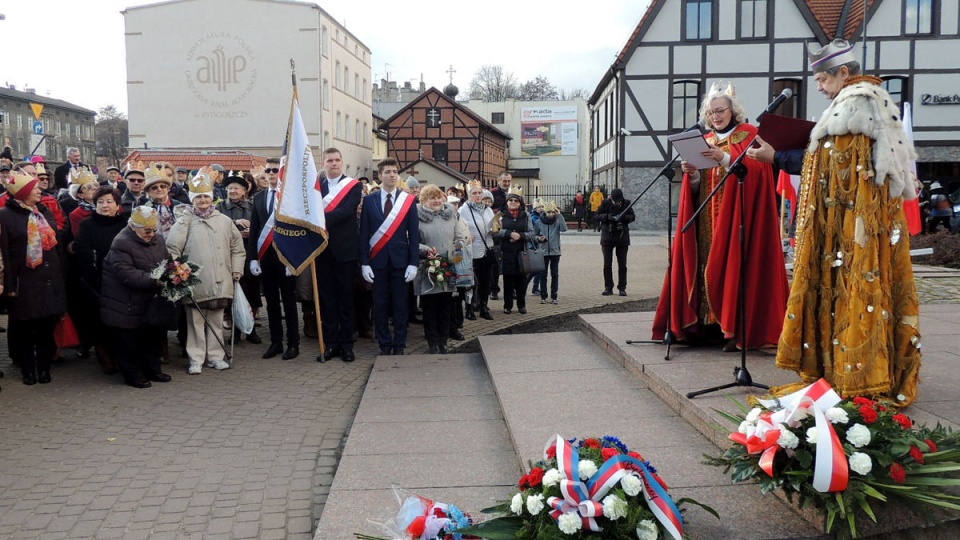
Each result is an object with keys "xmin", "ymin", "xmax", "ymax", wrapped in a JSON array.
[
  {"xmin": 355, "ymin": 486, "xmax": 478, "ymax": 540},
  {"xmin": 150, "ymin": 256, "xmax": 202, "ymax": 303},
  {"xmin": 456, "ymin": 434, "xmax": 715, "ymax": 539},
  {"xmin": 420, "ymin": 251, "xmax": 456, "ymax": 292},
  {"xmin": 706, "ymin": 379, "xmax": 960, "ymax": 539}
]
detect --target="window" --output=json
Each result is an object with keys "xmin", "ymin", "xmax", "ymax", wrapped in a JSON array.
[
  {"xmin": 17, "ymin": 113, "xmax": 23, "ymax": 129},
  {"xmin": 322, "ymin": 27, "xmax": 329, "ymax": 56},
  {"xmin": 335, "ymin": 62, "xmax": 341, "ymax": 88},
  {"xmin": 355, "ymin": 74, "xmax": 360, "ymax": 98},
  {"xmin": 433, "ymin": 143, "xmax": 448, "ymax": 163},
  {"xmin": 363, "ymin": 79, "xmax": 368, "ymax": 103},
  {"xmin": 905, "ymin": 0, "xmax": 934, "ymax": 35},
  {"xmin": 492, "ymin": 112, "xmax": 505, "ymax": 124},
  {"xmin": 684, "ymin": 0, "xmax": 713, "ymax": 40},
  {"xmin": 344, "ymin": 67, "xmax": 350, "ymax": 94},
  {"xmin": 324, "ymin": 130, "xmax": 331, "ymax": 148},
  {"xmin": 355, "ymin": 120, "xmax": 361, "ymax": 144},
  {"xmin": 323, "ymin": 80, "xmax": 330, "ymax": 109},
  {"xmin": 336, "ymin": 112, "xmax": 342, "ymax": 137},
  {"xmin": 882, "ymin": 76, "xmax": 909, "ymax": 112},
  {"xmin": 740, "ymin": 0, "xmax": 767, "ymax": 38},
  {"xmin": 345, "ymin": 114, "xmax": 351, "ymax": 140},
  {"xmin": 672, "ymin": 81, "xmax": 701, "ymax": 130},
  {"xmin": 362, "ymin": 122, "xmax": 368, "ymax": 145},
  {"xmin": 772, "ymin": 79, "xmax": 802, "ymax": 118}
]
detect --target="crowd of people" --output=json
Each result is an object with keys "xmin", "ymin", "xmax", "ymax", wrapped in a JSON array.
[{"xmin": 0, "ymin": 145, "xmax": 600, "ymax": 388}]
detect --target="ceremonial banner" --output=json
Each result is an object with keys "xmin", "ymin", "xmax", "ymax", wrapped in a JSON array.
[
  {"xmin": 273, "ymin": 90, "xmax": 328, "ymax": 275},
  {"xmin": 901, "ymin": 102, "xmax": 922, "ymax": 236}
]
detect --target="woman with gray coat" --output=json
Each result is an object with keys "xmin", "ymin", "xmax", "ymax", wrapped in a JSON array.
[
  {"xmin": 165, "ymin": 174, "xmax": 245, "ymax": 374},
  {"xmin": 414, "ymin": 184, "xmax": 470, "ymax": 354},
  {"xmin": 100, "ymin": 206, "xmax": 171, "ymax": 388},
  {"xmin": 532, "ymin": 201, "xmax": 567, "ymax": 304}
]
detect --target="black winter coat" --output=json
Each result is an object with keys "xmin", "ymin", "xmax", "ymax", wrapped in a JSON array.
[
  {"xmin": 0, "ymin": 202, "xmax": 67, "ymax": 320},
  {"xmin": 595, "ymin": 199, "xmax": 636, "ymax": 247},
  {"xmin": 99, "ymin": 226, "xmax": 168, "ymax": 329},
  {"xmin": 73, "ymin": 212, "xmax": 130, "ymax": 293},
  {"xmin": 494, "ymin": 210, "xmax": 535, "ymax": 275}
]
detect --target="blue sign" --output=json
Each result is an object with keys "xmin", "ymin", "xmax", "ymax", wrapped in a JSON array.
[{"xmin": 33, "ymin": 121, "xmax": 43, "ymax": 135}]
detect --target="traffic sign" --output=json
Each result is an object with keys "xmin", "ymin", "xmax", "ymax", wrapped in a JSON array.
[
  {"xmin": 33, "ymin": 121, "xmax": 43, "ymax": 135},
  {"xmin": 30, "ymin": 103, "xmax": 44, "ymax": 119}
]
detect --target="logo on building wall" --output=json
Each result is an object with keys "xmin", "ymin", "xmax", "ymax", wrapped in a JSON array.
[{"xmin": 185, "ymin": 32, "xmax": 258, "ymax": 117}]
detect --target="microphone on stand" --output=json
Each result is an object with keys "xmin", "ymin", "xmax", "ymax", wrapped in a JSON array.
[{"xmin": 756, "ymin": 88, "xmax": 794, "ymax": 122}]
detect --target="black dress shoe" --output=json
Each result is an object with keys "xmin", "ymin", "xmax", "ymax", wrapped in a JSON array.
[
  {"xmin": 341, "ymin": 349, "xmax": 355, "ymax": 362},
  {"xmin": 127, "ymin": 378, "xmax": 152, "ymax": 389},
  {"xmin": 320, "ymin": 347, "xmax": 342, "ymax": 362},
  {"xmin": 619, "ymin": 290, "xmax": 627, "ymax": 297},
  {"xmin": 22, "ymin": 373, "xmax": 37, "ymax": 385},
  {"xmin": 438, "ymin": 345, "xmax": 449, "ymax": 354},
  {"xmin": 449, "ymin": 329, "xmax": 465, "ymax": 341},
  {"xmin": 246, "ymin": 330, "xmax": 262, "ymax": 345},
  {"xmin": 75, "ymin": 346, "xmax": 91, "ymax": 359},
  {"xmin": 409, "ymin": 315, "xmax": 423, "ymax": 324},
  {"xmin": 38, "ymin": 371, "xmax": 52, "ymax": 384},
  {"xmin": 479, "ymin": 307, "xmax": 494, "ymax": 320},
  {"xmin": 490, "ymin": 292, "xmax": 499, "ymax": 300},
  {"xmin": 601, "ymin": 289, "xmax": 613, "ymax": 296},
  {"xmin": 518, "ymin": 307, "xmax": 527, "ymax": 314},
  {"xmin": 465, "ymin": 307, "xmax": 477, "ymax": 321},
  {"xmin": 428, "ymin": 345, "xmax": 440, "ymax": 354},
  {"xmin": 262, "ymin": 343, "xmax": 284, "ymax": 359},
  {"xmin": 503, "ymin": 308, "xmax": 512, "ymax": 314},
  {"xmin": 147, "ymin": 373, "xmax": 172, "ymax": 383},
  {"xmin": 282, "ymin": 345, "xmax": 300, "ymax": 360},
  {"xmin": 379, "ymin": 347, "xmax": 392, "ymax": 355},
  {"xmin": 392, "ymin": 347, "xmax": 404, "ymax": 356}
]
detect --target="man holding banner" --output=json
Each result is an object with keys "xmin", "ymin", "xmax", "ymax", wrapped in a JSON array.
[
  {"xmin": 359, "ymin": 158, "xmax": 419, "ymax": 356},
  {"xmin": 315, "ymin": 148, "xmax": 363, "ymax": 363}
]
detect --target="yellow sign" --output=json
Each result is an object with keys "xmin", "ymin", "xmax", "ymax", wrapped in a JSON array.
[{"xmin": 30, "ymin": 103, "xmax": 44, "ymax": 119}]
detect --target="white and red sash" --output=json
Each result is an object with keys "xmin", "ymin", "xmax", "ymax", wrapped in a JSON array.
[
  {"xmin": 323, "ymin": 177, "xmax": 359, "ymax": 212},
  {"xmin": 256, "ymin": 203, "xmax": 276, "ymax": 260},
  {"xmin": 369, "ymin": 191, "xmax": 415, "ymax": 259}
]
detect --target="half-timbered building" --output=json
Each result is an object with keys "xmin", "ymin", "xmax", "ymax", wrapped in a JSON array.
[
  {"xmin": 591, "ymin": 0, "xmax": 960, "ymax": 230},
  {"xmin": 380, "ymin": 87, "xmax": 510, "ymax": 185}
]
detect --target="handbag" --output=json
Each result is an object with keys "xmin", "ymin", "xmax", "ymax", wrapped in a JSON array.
[
  {"xmin": 53, "ymin": 313, "xmax": 81, "ymax": 349},
  {"xmin": 452, "ymin": 242, "xmax": 474, "ymax": 287},
  {"xmin": 519, "ymin": 241, "xmax": 546, "ymax": 274},
  {"xmin": 143, "ymin": 293, "xmax": 179, "ymax": 330}
]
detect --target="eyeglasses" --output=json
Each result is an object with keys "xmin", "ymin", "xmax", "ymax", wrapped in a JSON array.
[
  {"xmin": 127, "ymin": 178, "xmax": 144, "ymax": 183},
  {"xmin": 265, "ymin": 168, "xmax": 280, "ymax": 174},
  {"xmin": 140, "ymin": 228, "xmax": 157, "ymax": 235},
  {"xmin": 148, "ymin": 184, "xmax": 169, "ymax": 190},
  {"xmin": 709, "ymin": 107, "xmax": 730, "ymax": 116}
]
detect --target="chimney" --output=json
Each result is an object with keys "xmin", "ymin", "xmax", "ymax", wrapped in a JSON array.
[
  {"xmin": 25, "ymin": 88, "xmax": 36, "ymax": 94},
  {"xmin": 403, "ymin": 81, "xmax": 411, "ymax": 90}
]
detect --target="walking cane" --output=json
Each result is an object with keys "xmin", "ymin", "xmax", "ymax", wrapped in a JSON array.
[{"xmin": 189, "ymin": 298, "xmax": 232, "ymax": 361}]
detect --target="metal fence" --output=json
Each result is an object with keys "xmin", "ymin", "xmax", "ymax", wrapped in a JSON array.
[{"xmin": 524, "ymin": 184, "xmax": 605, "ymax": 217}]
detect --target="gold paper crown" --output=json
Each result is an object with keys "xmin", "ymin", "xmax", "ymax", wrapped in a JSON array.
[
  {"xmin": 70, "ymin": 166, "xmax": 98, "ymax": 186},
  {"xmin": 144, "ymin": 162, "xmax": 172, "ymax": 189},
  {"xmin": 544, "ymin": 200, "xmax": 558, "ymax": 213},
  {"xmin": 6, "ymin": 168, "xmax": 39, "ymax": 199},
  {"xmin": 35, "ymin": 163, "xmax": 50, "ymax": 177},
  {"xmin": 468, "ymin": 179, "xmax": 482, "ymax": 190},
  {"xmin": 188, "ymin": 167, "xmax": 215, "ymax": 200},
  {"xmin": 708, "ymin": 80, "xmax": 736, "ymax": 98},
  {"xmin": 129, "ymin": 206, "xmax": 159, "ymax": 229},
  {"xmin": 250, "ymin": 165, "xmax": 266, "ymax": 177}
]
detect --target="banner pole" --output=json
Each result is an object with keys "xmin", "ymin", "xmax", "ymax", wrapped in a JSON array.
[{"xmin": 311, "ymin": 260, "xmax": 325, "ymax": 354}]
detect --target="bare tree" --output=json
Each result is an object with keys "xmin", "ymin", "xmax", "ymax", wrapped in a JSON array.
[
  {"xmin": 559, "ymin": 87, "xmax": 590, "ymax": 100},
  {"xmin": 469, "ymin": 65, "xmax": 518, "ymax": 102},
  {"xmin": 517, "ymin": 76, "xmax": 559, "ymax": 101},
  {"xmin": 95, "ymin": 105, "xmax": 128, "ymax": 167}
]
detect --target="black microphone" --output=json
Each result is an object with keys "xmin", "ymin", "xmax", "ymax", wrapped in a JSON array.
[
  {"xmin": 756, "ymin": 88, "xmax": 794, "ymax": 122},
  {"xmin": 683, "ymin": 120, "xmax": 704, "ymax": 133}
]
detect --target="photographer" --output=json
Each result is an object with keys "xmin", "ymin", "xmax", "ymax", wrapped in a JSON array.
[{"xmin": 596, "ymin": 188, "xmax": 635, "ymax": 296}]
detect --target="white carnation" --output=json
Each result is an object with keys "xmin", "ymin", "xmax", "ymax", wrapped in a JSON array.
[
  {"xmin": 826, "ymin": 407, "xmax": 850, "ymax": 424},
  {"xmin": 806, "ymin": 427, "xmax": 818, "ymax": 444},
  {"xmin": 621, "ymin": 474, "xmax": 642, "ymax": 497},
  {"xmin": 849, "ymin": 452, "xmax": 873, "ymax": 475},
  {"xmin": 510, "ymin": 492, "xmax": 523, "ymax": 515},
  {"xmin": 746, "ymin": 407, "xmax": 763, "ymax": 423},
  {"xmin": 777, "ymin": 429, "xmax": 800, "ymax": 449},
  {"xmin": 558, "ymin": 512, "xmax": 583, "ymax": 534},
  {"xmin": 636, "ymin": 519, "xmax": 659, "ymax": 540},
  {"xmin": 602, "ymin": 494, "xmax": 629, "ymax": 520},
  {"xmin": 578, "ymin": 460, "xmax": 598, "ymax": 480},
  {"xmin": 526, "ymin": 493, "xmax": 545, "ymax": 515},
  {"xmin": 542, "ymin": 468, "xmax": 562, "ymax": 487},
  {"xmin": 738, "ymin": 420, "xmax": 752, "ymax": 434},
  {"xmin": 846, "ymin": 423, "xmax": 872, "ymax": 448}
]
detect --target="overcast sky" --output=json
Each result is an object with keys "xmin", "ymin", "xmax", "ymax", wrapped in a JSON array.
[{"xmin": 1, "ymin": 0, "xmax": 647, "ymax": 115}]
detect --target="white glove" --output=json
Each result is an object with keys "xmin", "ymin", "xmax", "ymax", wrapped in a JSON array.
[
  {"xmin": 404, "ymin": 265, "xmax": 418, "ymax": 282},
  {"xmin": 285, "ymin": 266, "xmax": 294, "ymax": 277},
  {"xmin": 249, "ymin": 260, "xmax": 262, "ymax": 276},
  {"xmin": 361, "ymin": 265, "xmax": 375, "ymax": 283}
]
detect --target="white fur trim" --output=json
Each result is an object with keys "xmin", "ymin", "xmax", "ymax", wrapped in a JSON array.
[{"xmin": 808, "ymin": 81, "xmax": 918, "ymax": 200}]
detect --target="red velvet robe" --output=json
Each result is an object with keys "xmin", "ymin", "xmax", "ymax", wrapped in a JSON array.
[{"xmin": 652, "ymin": 123, "xmax": 789, "ymax": 349}]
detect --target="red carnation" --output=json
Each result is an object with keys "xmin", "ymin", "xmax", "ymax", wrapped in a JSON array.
[
  {"xmin": 628, "ymin": 451, "xmax": 645, "ymax": 461},
  {"xmin": 876, "ymin": 404, "xmax": 887, "ymax": 412},
  {"xmin": 889, "ymin": 463, "xmax": 907, "ymax": 483},
  {"xmin": 909, "ymin": 445, "xmax": 925, "ymax": 464},
  {"xmin": 925, "ymin": 439, "xmax": 938, "ymax": 453},
  {"xmin": 859, "ymin": 405, "xmax": 879, "ymax": 424},
  {"xmin": 583, "ymin": 438, "xmax": 601, "ymax": 449},
  {"xmin": 853, "ymin": 396, "xmax": 873, "ymax": 406},
  {"xmin": 546, "ymin": 445, "xmax": 557, "ymax": 459},
  {"xmin": 893, "ymin": 414, "xmax": 912, "ymax": 430},
  {"xmin": 601, "ymin": 447, "xmax": 619, "ymax": 462},
  {"xmin": 527, "ymin": 467, "xmax": 544, "ymax": 488}
]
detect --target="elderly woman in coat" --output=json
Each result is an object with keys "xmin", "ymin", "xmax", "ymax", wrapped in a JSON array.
[
  {"xmin": 100, "ymin": 206, "xmax": 171, "ymax": 388},
  {"xmin": 494, "ymin": 192, "xmax": 536, "ymax": 314},
  {"xmin": 414, "ymin": 184, "xmax": 470, "ymax": 354},
  {"xmin": 0, "ymin": 168, "xmax": 67, "ymax": 386},
  {"xmin": 166, "ymin": 171, "xmax": 245, "ymax": 374}
]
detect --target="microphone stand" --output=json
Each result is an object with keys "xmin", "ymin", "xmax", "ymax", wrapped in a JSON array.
[
  {"xmin": 683, "ymin": 132, "xmax": 769, "ymax": 398},
  {"xmin": 621, "ymin": 153, "xmax": 681, "ymax": 360}
]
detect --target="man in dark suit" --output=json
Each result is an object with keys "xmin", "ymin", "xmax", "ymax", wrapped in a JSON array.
[
  {"xmin": 247, "ymin": 157, "xmax": 300, "ymax": 360},
  {"xmin": 315, "ymin": 148, "xmax": 363, "ymax": 363},
  {"xmin": 54, "ymin": 147, "xmax": 85, "ymax": 191},
  {"xmin": 359, "ymin": 158, "xmax": 419, "ymax": 356},
  {"xmin": 99, "ymin": 166, "xmax": 128, "ymax": 195}
]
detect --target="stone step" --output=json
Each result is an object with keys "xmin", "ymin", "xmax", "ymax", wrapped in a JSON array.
[{"xmin": 477, "ymin": 331, "xmax": 819, "ymax": 539}]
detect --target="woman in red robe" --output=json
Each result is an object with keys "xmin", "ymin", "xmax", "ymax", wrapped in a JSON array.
[{"xmin": 652, "ymin": 82, "xmax": 789, "ymax": 350}]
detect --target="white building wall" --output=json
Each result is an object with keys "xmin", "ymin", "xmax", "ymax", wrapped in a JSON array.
[
  {"xmin": 868, "ymin": 0, "xmax": 901, "ymax": 36},
  {"xmin": 123, "ymin": 0, "xmax": 371, "ymax": 174},
  {"xmin": 626, "ymin": 46, "xmax": 670, "ymax": 76},
  {"xmin": 643, "ymin": 0, "xmax": 681, "ymax": 42},
  {"xmin": 878, "ymin": 41, "xmax": 911, "ymax": 71},
  {"xmin": 673, "ymin": 46, "xmax": 703, "ymax": 76},
  {"xmin": 772, "ymin": 0, "xmax": 816, "ymax": 39},
  {"xmin": 773, "ymin": 41, "xmax": 806, "ymax": 73},
  {"xmin": 943, "ymin": 0, "xmax": 960, "ymax": 35}
]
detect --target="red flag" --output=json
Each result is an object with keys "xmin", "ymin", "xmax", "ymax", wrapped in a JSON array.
[
  {"xmin": 776, "ymin": 170, "xmax": 799, "ymax": 225},
  {"xmin": 902, "ymin": 102, "xmax": 922, "ymax": 236}
]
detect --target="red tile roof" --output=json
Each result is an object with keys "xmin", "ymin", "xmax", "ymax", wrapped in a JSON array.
[
  {"xmin": 802, "ymin": 0, "xmax": 879, "ymax": 41},
  {"xmin": 121, "ymin": 150, "xmax": 267, "ymax": 172}
]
